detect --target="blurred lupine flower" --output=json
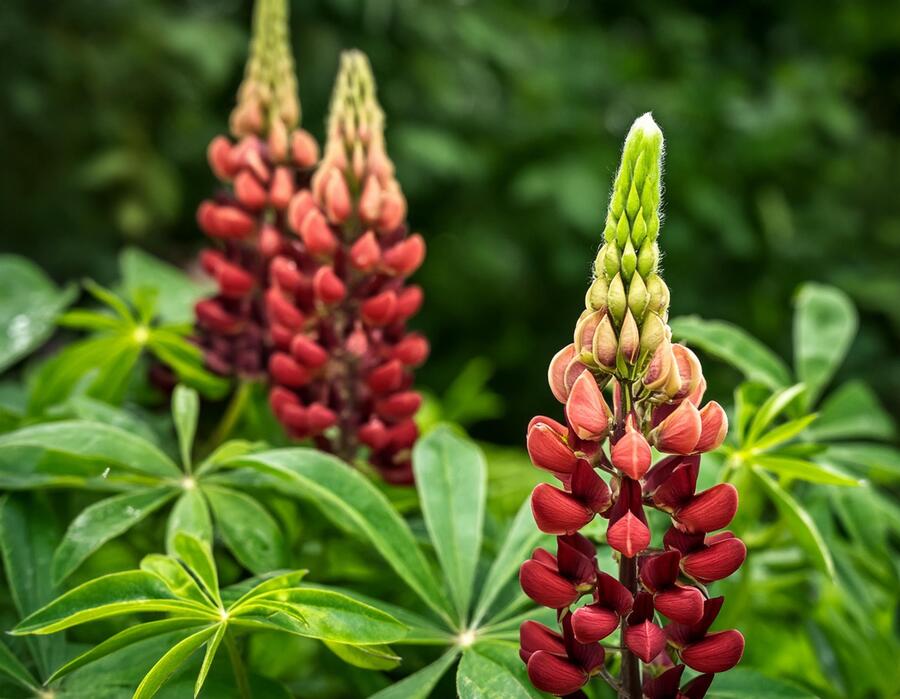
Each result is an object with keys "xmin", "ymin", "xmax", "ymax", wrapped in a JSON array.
[
  {"xmin": 265, "ymin": 50, "xmax": 427, "ymax": 483},
  {"xmin": 519, "ymin": 114, "xmax": 744, "ymax": 697},
  {"xmin": 194, "ymin": 0, "xmax": 318, "ymax": 379}
]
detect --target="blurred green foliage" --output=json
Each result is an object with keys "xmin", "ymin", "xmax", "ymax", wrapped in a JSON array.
[{"xmin": 2, "ymin": 0, "xmax": 899, "ymax": 443}]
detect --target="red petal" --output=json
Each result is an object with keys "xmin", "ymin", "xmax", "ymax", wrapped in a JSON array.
[
  {"xmin": 676, "ymin": 484, "xmax": 739, "ymax": 534},
  {"xmin": 349, "ymin": 230, "xmax": 381, "ymax": 270},
  {"xmin": 569, "ymin": 461, "xmax": 611, "ymax": 513},
  {"xmin": 651, "ymin": 400, "xmax": 702, "ymax": 454},
  {"xmin": 383, "ymin": 234, "xmax": 426, "ymax": 276},
  {"xmin": 361, "ymin": 290, "xmax": 398, "ymax": 326},
  {"xmin": 694, "ymin": 401, "xmax": 728, "ymax": 453},
  {"xmin": 682, "ymin": 536, "xmax": 746, "ymax": 583},
  {"xmin": 643, "ymin": 664, "xmax": 685, "ymax": 699},
  {"xmin": 682, "ymin": 672, "xmax": 715, "ymax": 699},
  {"xmin": 640, "ymin": 550, "xmax": 681, "ymax": 592},
  {"xmin": 681, "ymin": 630, "xmax": 745, "ymax": 673},
  {"xmin": 624, "ymin": 620, "xmax": 667, "ymax": 663},
  {"xmin": 526, "ymin": 422, "xmax": 578, "ymax": 475},
  {"xmin": 565, "ymin": 372, "xmax": 612, "ymax": 441},
  {"xmin": 611, "ymin": 423, "xmax": 652, "ymax": 480},
  {"xmin": 597, "ymin": 572, "xmax": 634, "ymax": 616},
  {"xmin": 519, "ymin": 560, "xmax": 579, "ymax": 609},
  {"xmin": 654, "ymin": 585, "xmax": 705, "ymax": 625},
  {"xmin": 526, "ymin": 651, "xmax": 588, "ymax": 696},
  {"xmin": 519, "ymin": 620, "xmax": 566, "ymax": 660},
  {"xmin": 531, "ymin": 484, "xmax": 594, "ymax": 535},
  {"xmin": 548, "ymin": 344, "xmax": 577, "ymax": 403},
  {"xmin": 606, "ymin": 511, "xmax": 651, "ymax": 558},
  {"xmin": 571, "ymin": 603, "xmax": 619, "ymax": 643},
  {"xmin": 269, "ymin": 353, "xmax": 311, "ymax": 388}
]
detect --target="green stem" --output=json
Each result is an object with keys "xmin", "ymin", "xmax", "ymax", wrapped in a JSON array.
[
  {"xmin": 205, "ymin": 380, "xmax": 253, "ymax": 453},
  {"xmin": 225, "ymin": 630, "xmax": 252, "ymax": 699}
]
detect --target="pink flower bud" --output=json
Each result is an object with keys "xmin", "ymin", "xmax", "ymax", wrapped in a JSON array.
[
  {"xmin": 269, "ymin": 352, "xmax": 311, "ymax": 388},
  {"xmin": 681, "ymin": 630, "xmax": 744, "ymax": 673},
  {"xmin": 359, "ymin": 175, "xmax": 382, "ymax": 222},
  {"xmin": 376, "ymin": 391, "xmax": 421, "ymax": 420},
  {"xmin": 290, "ymin": 335, "xmax": 329, "ymax": 368},
  {"xmin": 611, "ymin": 419, "xmax": 652, "ymax": 480},
  {"xmin": 268, "ymin": 386, "xmax": 299, "ymax": 419},
  {"xmin": 270, "ymin": 323, "xmax": 293, "ymax": 350},
  {"xmin": 214, "ymin": 260, "xmax": 255, "ymax": 298},
  {"xmin": 195, "ymin": 299, "xmax": 239, "ymax": 333},
  {"xmin": 564, "ymin": 372, "xmax": 612, "ymax": 441},
  {"xmin": 280, "ymin": 404, "xmax": 309, "ymax": 434},
  {"xmin": 361, "ymin": 290, "xmax": 397, "ymax": 326},
  {"xmin": 675, "ymin": 483, "xmax": 739, "ymax": 533},
  {"xmin": 548, "ymin": 344, "xmax": 577, "ymax": 403},
  {"xmin": 291, "ymin": 129, "xmax": 319, "ymax": 169},
  {"xmin": 307, "ymin": 403, "xmax": 338, "ymax": 433},
  {"xmin": 345, "ymin": 325, "xmax": 369, "ymax": 356},
  {"xmin": 207, "ymin": 136, "xmax": 236, "ymax": 180},
  {"xmin": 312, "ymin": 266, "xmax": 346, "ymax": 304},
  {"xmin": 531, "ymin": 483, "xmax": 594, "ymax": 535},
  {"xmin": 526, "ymin": 420, "xmax": 578, "ymax": 475},
  {"xmin": 270, "ymin": 256, "xmax": 303, "ymax": 292},
  {"xmin": 388, "ymin": 419, "xmax": 418, "ymax": 449},
  {"xmin": 299, "ymin": 208, "xmax": 338, "ymax": 257},
  {"xmin": 592, "ymin": 314, "xmax": 618, "ymax": 369},
  {"xmin": 265, "ymin": 289, "xmax": 305, "ymax": 330},
  {"xmin": 383, "ymin": 234, "xmax": 426, "ymax": 276},
  {"xmin": 573, "ymin": 310, "xmax": 604, "ymax": 356},
  {"xmin": 349, "ymin": 231, "xmax": 381, "ymax": 270},
  {"xmin": 396, "ymin": 285, "xmax": 424, "ymax": 320},
  {"xmin": 377, "ymin": 190, "xmax": 406, "ymax": 232},
  {"xmin": 269, "ymin": 166, "xmax": 294, "ymax": 210},
  {"xmin": 392, "ymin": 333, "xmax": 429, "ymax": 366},
  {"xmin": 259, "ymin": 223, "xmax": 283, "ymax": 257},
  {"xmin": 693, "ymin": 401, "xmax": 728, "ymax": 453},
  {"xmin": 367, "ymin": 359, "xmax": 404, "ymax": 394},
  {"xmin": 618, "ymin": 309, "xmax": 640, "ymax": 364},
  {"xmin": 650, "ymin": 400, "xmax": 702, "ymax": 454},
  {"xmin": 324, "ymin": 170, "xmax": 352, "ymax": 223},
  {"xmin": 670, "ymin": 344, "xmax": 704, "ymax": 402},
  {"xmin": 525, "ymin": 652, "xmax": 588, "ymax": 696},
  {"xmin": 358, "ymin": 418, "xmax": 390, "ymax": 450},
  {"xmin": 287, "ymin": 190, "xmax": 316, "ymax": 234},
  {"xmin": 199, "ymin": 249, "xmax": 225, "ymax": 275},
  {"xmin": 643, "ymin": 341, "xmax": 675, "ymax": 392}
]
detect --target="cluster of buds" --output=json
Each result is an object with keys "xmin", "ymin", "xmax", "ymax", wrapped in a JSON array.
[
  {"xmin": 195, "ymin": 0, "xmax": 318, "ymax": 378},
  {"xmin": 264, "ymin": 51, "xmax": 428, "ymax": 484},
  {"xmin": 519, "ymin": 115, "xmax": 746, "ymax": 698}
]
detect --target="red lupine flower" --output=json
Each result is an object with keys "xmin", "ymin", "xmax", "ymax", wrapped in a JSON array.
[
  {"xmin": 521, "ymin": 617, "xmax": 604, "ymax": 696},
  {"xmin": 667, "ymin": 597, "xmax": 745, "ymax": 673},
  {"xmin": 610, "ymin": 416, "xmax": 652, "ymax": 480},
  {"xmin": 639, "ymin": 550, "xmax": 704, "ymax": 624},
  {"xmin": 526, "ymin": 418, "xmax": 579, "ymax": 476},
  {"xmin": 605, "ymin": 477, "xmax": 651, "ymax": 558},
  {"xmin": 664, "ymin": 528, "xmax": 747, "ymax": 584},
  {"xmin": 643, "ymin": 665, "xmax": 714, "ymax": 699},
  {"xmin": 530, "ymin": 461, "xmax": 611, "ymax": 535},
  {"xmin": 674, "ymin": 483, "xmax": 739, "ymax": 534},
  {"xmin": 623, "ymin": 592, "xmax": 667, "ymax": 663},
  {"xmin": 565, "ymin": 371, "xmax": 613, "ymax": 441},
  {"xmin": 519, "ymin": 534, "xmax": 598, "ymax": 609},
  {"xmin": 571, "ymin": 572, "xmax": 633, "ymax": 642}
]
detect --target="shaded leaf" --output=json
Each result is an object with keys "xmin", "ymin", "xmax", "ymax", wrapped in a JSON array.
[
  {"xmin": 746, "ymin": 384, "xmax": 806, "ymax": 445},
  {"xmin": 173, "ymin": 533, "xmax": 221, "ymax": 605},
  {"xmin": 133, "ymin": 625, "xmax": 218, "ymax": 699},
  {"xmin": 324, "ymin": 640, "xmax": 401, "ymax": 671},
  {"xmin": 807, "ymin": 381, "xmax": 895, "ymax": 441},
  {"xmin": 172, "ymin": 385, "xmax": 199, "ymax": 469},
  {"xmin": 204, "ymin": 485, "xmax": 285, "ymax": 574},
  {"xmin": 120, "ymin": 247, "xmax": 213, "ymax": 325},
  {"xmin": 368, "ymin": 650, "xmax": 460, "ymax": 699},
  {"xmin": 456, "ymin": 642, "xmax": 542, "ymax": 699},
  {"xmin": 708, "ymin": 668, "xmax": 819, "ymax": 698},
  {"xmin": 194, "ymin": 623, "xmax": 227, "ymax": 697},
  {"xmin": 0, "ymin": 640, "xmax": 39, "ymax": 692},
  {"xmin": 166, "ymin": 488, "xmax": 213, "ymax": 553},
  {"xmin": 752, "ymin": 455, "xmax": 861, "ymax": 487}
]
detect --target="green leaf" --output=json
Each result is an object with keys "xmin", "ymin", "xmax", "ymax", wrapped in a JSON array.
[
  {"xmin": 60, "ymin": 395, "xmax": 160, "ymax": 445},
  {"xmin": 0, "ymin": 255, "xmax": 75, "ymax": 373},
  {"xmin": 166, "ymin": 488, "xmax": 213, "ymax": 553},
  {"xmin": 57, "ymin": 309, "xmax": 122, "ymax": 332},
  {"xmin": 733, "ymin": 382, "xmax": 771, "ymax": 445},
  {"xmin": 793, "ymin": 283, "xmax": 857, "ymax": 407},
  {"xmin": 26, "ymin": 336, "xmax": 121, "ymax": 412},
  {"xmin": 707, "ymin": 668, "xmax": 819, "ymax": 698},
  {"xmin": 140, "ymin": 554, "xmax": 214, "ymax": 607},
  {"xmin": 0, "ymin": 420, "xmax": 181, "ymax": 479},
  {"xmin": 227, "ymin": 449, "xmax": 451, "ymax": 623},
  {"xmin": 227, "ymin": 570, "xmax": 308, "ymax": 608},
  {"xmin": 826, "ymin": 442, "xmax": 900, "ymax": 481},
  {"xmin": 149, "ymin": 331, "xmax": 230, "ymax": 399},
  {"xmin": 413, "ymin": 426, "xmax": 486, "ymax": 621},
  {"xmin": 749, "ymin": 414, "xmax": 818, "ymax": 453},
  {"xmin": 369, "ymin": 650, "xmax": 460, "ymax": 699},
  {"xmin": 133, "ymin": 625, "xmax": 218, "ymax": 699},
  {"xmin": 0, "ymin": 493, "xmax": 66, "ymax": 676},
  {"xmin": 120, "ymin": 247, "xmax": 214, "ymax": 325},
  {"xmin": 752, "ymin": 455, "xmax": 861, "ymax": 486},
  {"xmin": 13, "ymin": 570, "xmax": 211, "ymax": 635},
  {"xmin": 456, "ymin": 642, "xmax": 543, "ymax": 699},
  {"xmin": 204, "ymin": 485, "xmax": 285, "ymax": 574},
  {"xmin": 324, "ymin": 640, "xmax": 401, "ymax": 670},
  {"xmin": 194, "ymin": 623, "xmax": 227, "ymax": 697},
  {"xmin": 472, "ymin": 495, "xmax": 550, "ymax": 627},
  {"xmin": 172, "ymin": 385, "xmax": 199, "ymax": 470},
  {"xmin": 669, "ymin": 316, "xmax": 791, "ymax": 390},
  {"xmin": 46, "ymin": 618, "xmax": 208, "ymax": 684},
  {"xmin": 752, "ymin": 466, "xmax": 835, "ymax": 578},
  {"xmin": 237, "ymin": 588, "xmax": 408, "ymax": 644},
  {"xmin": 807, "ymin": 380, "xmax": 896, "ymax": 441},
  {"xmin": 0, "ymin": 640, "xmax": 39, "ymax": 692},
  {"xmin": 746, "ymin": 383, "xmax": 806, "ymax": 445},
  {"xmin": 83, "ymin": 279, "xmax": 135, "ymax": 322},
  {"xmin": 173, "ymin": 533, "xmax": 221, "ymax": 606},
  {"xmin": 53, "ymin": 486, "xmax": 178, "ymax": 583}
]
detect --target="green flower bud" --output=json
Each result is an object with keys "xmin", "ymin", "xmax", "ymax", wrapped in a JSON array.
[
  {"xmin": 621, "ymin": 238, "xmax": 637, "ymax": 282},
  {"xmin": 607, "ymin": 273, "xmax": 627, "ymax": 326},
  {"xmin": 592, "ymin": 314, "xmax": 618, "ymax": 370},
  {"xmin": 615, "ymin": 213, "xmax": 630, "ymax": 249},
  {"xmin": 616, "ymin": 309, "xmax": 640, "ymax": 370},
  {"xmin": 603, "ymin": 242, "xmax": 620, "ymax": 280},
  {"xmin": 632, "ymin": 209, "xmax": 648, "ymax": 247},
  {"xmin": 639, "ymin": 311, "xmax": 668, "ymax": 358},
  {"xmin": 646, "ymin": 274, "xmax": 670, "ymax": 317},
  {"xmin": 585, "ymin": 276, "xmax": 609, "ymax": 311},
  {"xmin": 637, "ymin": 239, "xmax": 658, "ymax": 278},
  {"xmin": 627, "ymin": 272, "xmax": 649, "ymax": 320}
]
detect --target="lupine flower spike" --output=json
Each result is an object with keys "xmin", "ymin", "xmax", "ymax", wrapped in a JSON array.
[
  {"xmin": 520, "ymin": 114, "xmax": 745, "ymax": 698},
  {"xmin": 195, "ymin": 0, "xmax": 318, "ymax": 378},
  {"xmin": 266, "ymin": 51, "xmax": 427, "ymax": 483}
]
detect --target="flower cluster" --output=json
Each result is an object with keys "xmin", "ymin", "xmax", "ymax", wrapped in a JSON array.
[
  {"xmin": 265, "ymin": 51, "xmax": 428, "ymax": 483},
  {"xmin": 519, "ymin": 115, "xmax": 746, "ymax": 698},
  {"xmin": 195, "ymin": 0, "xmax": 318, "ymax": 379}
]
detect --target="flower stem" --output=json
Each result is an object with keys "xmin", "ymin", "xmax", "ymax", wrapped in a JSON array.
[
  {"xmin": 225, "ymin": 630, "xmax": 252, "ymax": 699},
  {"xmin": 205, "ymin": 379, "xmax": 253, "ymax": 452},
  {"xmin": 617, "ymin": 554, "xmax": 641, "ymax": 699}
]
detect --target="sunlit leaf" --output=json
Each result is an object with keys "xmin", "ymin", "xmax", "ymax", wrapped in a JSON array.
[
  {"xmin": 456, "ymin": 642, "xmax": 543, "ymax": 699},
  {"xmin": 752, "ymin": 455, "xmax": 861, "ymax": 487},
  {"xmin": 173, "ymin": 533, "xmax": 221, "ymax": 605},
  {"xmin": 194, "ymin": 622, "xmax": 227, "ymax": 697},
  {"xmin": 749, "ymin": 414, "xmax": 818, "ymax": 453},
  {"xmin": 746, "ymin": 384, "xmax": 806, "ymax": 445},
  {"xmin": 324, "ymin": 640, "xmax": 401, "ymax": 670},
  {"xmin": 133, "ymin": 625, "xmax": 218, "ymax": 699},
  {"xmin": 172, "ymin": 385, "xmax": 199, "ymax": 469},
  {"xmin": 166, "ymin": 488, "xmax": 213, "ymax": 553},
  {"xmin": 708, "ymin": 668, "xmax": 819, "ymax": 698},
  {"xmin": 140, "ymin": 553, "xmax": 213, "ymax": 607},
  {"xmin": 807, "ymin": 381, "xmax": 895, "ymax": 442}
]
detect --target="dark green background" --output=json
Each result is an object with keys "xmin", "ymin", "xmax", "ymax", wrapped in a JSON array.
[{"xmin": 2, "ymin": 0, "xmax": 899, "ymax": 443}]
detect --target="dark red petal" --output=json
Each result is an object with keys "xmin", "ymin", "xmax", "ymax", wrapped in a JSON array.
[
  {"xmin": 606, "ymin": 511, "xmax": 651, "ymax": 558},
  {"xmin": 681, "ymin": 630, "xmax": 745, "ymax": 673},
  {"xmin": 682, "ymin": 672, "xmax": 715, "ymax": 699},
  {"xmin": 570, "ymin": 461, "xmax": 611, "ymax": 513},
  {"xmin": 653, "ymin": 585, "xmax": 705, "ymax": 625},
  {"xmin": 526, "ymin": 651, "xmax": 588, "ymax": 696},
  {"xmin": 531, "ymin": 484, "xmax": 594, "ymax": 535},
  {"xmin": 527, "ymin": 422, "xmax": 578, "ymax": 475},
  {"xmin": 519, "ymin": 620, "xmax": 566, "ymax": 659},
  {"xmin": 663, "ymin": 526, "xmax": 705, "ymax": 555},
  {"xmin": 642, "ymin": 664, "xmax": 685, "ymax": 699},
  {"xmin": 640, "ymin": 550, "xmax": 681, "ymax": 592},
  {"xmin": 571, "ymin": 603, "xmax": 619, "ymax": 643},
  {"xmin": 682, "ymin": 536, "xmax": 746, "ymax": 583},
  {"xmin": 624, "ymin": 620, "xmax": 667, "ymax": 663},
  {"xmin": 519, "ymin": 560, "xmax": 579, "ymax": 609},
  {"xmin": 556, "ymin": 536, "xmax": 597, "ymax": 587},
  {"xmin": 597, "ymin": 572, "xmax": 634, "ymax": 616},
  {"xmin": 676, "ymin": 484, "xmax": 739, "ymax": 534},
  {"xmin": 650, "ymin": 458, "xmax": 700, "ymax": 511}
]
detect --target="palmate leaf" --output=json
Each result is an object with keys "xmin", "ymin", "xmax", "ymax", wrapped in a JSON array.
[
  {"xmin": 413, "ymin": 427, "xmax": 486, "ymax": 622},
  {"xmin": 52, "ymin": 486, "xmax": 179, "ymax": 584},
  {"xmin": 826, "ymin": 442, "xmax": 900, "ymax": 482},
  {"xmin": 173, "ymin": 532, "xmax": 221, "ymax": 606},
  {"xmin": 749, "ymin": 414, "xmax": 818, "ymax": 453},
  {"xmin": 0, "ymin": 640, "xmax": 39, "ymax": 692},
  {"xmin": 745, "ymin": 383, "xmax": 807, "ymax": 444},
  {"xmin": 324, "ymin": 640, "xmax": 401, "ymax": 671},
  {"xmin": 133, "ymin": 625, "xmax": 219, "ymax": 699},
  {"xmin": 751, "ymin": 455, "xmax": 861, "ymax": 487},
  {"xmin": 707, "ymin": 668, "xmax": 819, "ymax": 698},
  {"xmin": 172, "ymin": 385, "xmax": 199, "ymax": 470},
  {"xmin": 456, "ymin": 641, "xmax": 542, "ymax": 699},
  {"xmin": 226, "ymin": 449, "xmax": 453, "ymax": 624},
  {"xmin": 166, "ymin": 488, "xmax": 213, "ymax": 553},
  {"xmin": 806, "ymin": 380, "xmax": 896, "ymax": 442},
  {"xmin": 203, "ymin": 484, "xmax": 285, "ymax": 574},
  {"xmin": 140, "ymin": 554, "xmax": 213, "ymax": 607},
  {"xmin": 194, "ymin": 622, "xmax": 227, "ymax": 697},
  {"xmin": 368, "ymin": 649, "xmax": 460, "ymax": 699}
]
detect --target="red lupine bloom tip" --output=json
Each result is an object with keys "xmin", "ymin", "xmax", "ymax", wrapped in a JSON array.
[
  {"xmin": 681, "ymin": 629, "xmax": 745, "ymax": 673},
  {"xmin": 565, "ymin": 371, "xmax": 612, "ymax": 441},
  {"xmin": 526, "ymin": 421, "xmax": 578, "ymax": 475},
  {"xmin": 611, "ymin": 418, "xmax": 652, "ymax": 480},
  {"xmin": 675, "ymin": 483, "xmax": 739, "ymax": 534},
  {"xmin": 606, "ymin": 510, "xmax": 651, "ymax": 558},
  {"xmin": 650, "ymin": 399, "xmax": 703, "ymax": 454}
]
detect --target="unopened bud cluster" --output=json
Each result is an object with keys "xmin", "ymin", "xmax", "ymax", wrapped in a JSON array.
[
  {"xmin": 266, "ymin": 51, "xmax": 428, "ymax": 484},
  {"xmin": 193, "ymin": 3, "xmax": 426, "ymax": 483},
  {"xmin": 519, "ymin": 115, "xmax": 745, "ymax": 698}
]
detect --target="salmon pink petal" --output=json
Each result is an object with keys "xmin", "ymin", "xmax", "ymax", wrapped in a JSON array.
[{"xmin": 531, "ymin": 484, "xmax": 594, "ymax": 535}]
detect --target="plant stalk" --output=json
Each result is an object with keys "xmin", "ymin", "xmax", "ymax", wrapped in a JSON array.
[
  {"xmin": 225, "ymin": 630, "xmax": 252, "ymax": 699},
  {"xmin": 617, "ymin": 554, "xmax": 641, "ymax": 699}
]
